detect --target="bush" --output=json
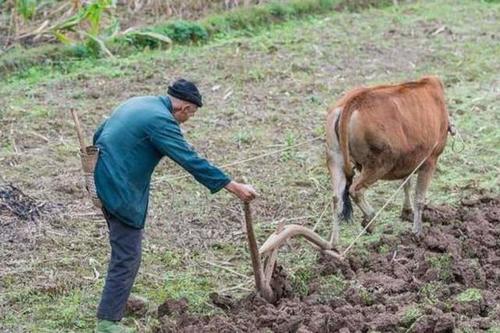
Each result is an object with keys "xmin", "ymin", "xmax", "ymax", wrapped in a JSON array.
[
  {"xmin": 157, "ymin": 20, "xmax": 209, "ymax": 43},
  {"xmin": 125, "ymin": 20, "xmax": 208, "ymax": 49}
]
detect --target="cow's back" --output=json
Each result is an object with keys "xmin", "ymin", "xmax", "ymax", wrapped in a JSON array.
[{"xmin": 346, "ymin": 76, "xmax": 449, "ymax": 180}]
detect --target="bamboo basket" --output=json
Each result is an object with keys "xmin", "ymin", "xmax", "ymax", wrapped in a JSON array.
[{"xmin": 71, "ymin": 109, "xmax": 102, "ymax": 208}]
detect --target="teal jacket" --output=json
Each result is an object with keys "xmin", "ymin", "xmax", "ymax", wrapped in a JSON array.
[{"xmin": 93, "ymin": 96, "xmax": 231, "ymax": 229}]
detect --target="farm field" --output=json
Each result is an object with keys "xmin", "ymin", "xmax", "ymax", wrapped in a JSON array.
[{"xmin": 0, "ymin": 0, "xmax": 499, "ymax": 332}]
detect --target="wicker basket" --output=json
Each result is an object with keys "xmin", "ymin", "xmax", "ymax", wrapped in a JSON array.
[
  {"xmin": 71, "ymin": 109, "xmax": 103, "ymax": 209},
  {"xmin": 80, "ymin": 146, "xmax": 102, "ymax": 208}
]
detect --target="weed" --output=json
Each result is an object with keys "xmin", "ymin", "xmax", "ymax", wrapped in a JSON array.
[
  {"xmin": 419, "ymin": 282, "xmax": 445, "ymax": 305},
  {"xmin": 427, "ymin": 254, "xmax": 453, "ymax": 282},
  {"xmin": 281, "ymin": 131, "xmax": 298, "ymax": 161},
  {"xmin": 400, "ymin": 305, "xmax": 423, "ymax": 327},
  {"xmin": 15, "ymin": 0, "xmax": 37, "ymax": 20},
  {"xmin": 290, "ymin": 265, "xmax": 314, "ymax": 296},
  {"xmin": 359, "ymin": 286, "xmax": 375, "ymax": 306},
  {"xmin": 456, "ymin": 288, "xmax": 483, "ymax": 303},
  {"xmin": 234, "ymin": 130, "xmax": 253, "ymax": 146},
  {"xmin": 317, "ymin": 274, "xmax": 348, "ymax": 300}
]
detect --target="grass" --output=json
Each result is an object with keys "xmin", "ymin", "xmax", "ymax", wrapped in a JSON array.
[
  {"xmin": 0, "ymin": 0, "xmax": 393, "ymax": 77},
  {"xmin": 427, "ymin": 254, "xmax": 453, "ymax": 282},
  {"xmin": 456, "ymin": 288, "xmax": 483, "ymax": 303},
  {"xmin": 401, "ymin": 305, "xmax": 423, "ymax": 327},
  {"xmin": 0, "ymin": 0, "xmax": 499, "ymax": 331}
]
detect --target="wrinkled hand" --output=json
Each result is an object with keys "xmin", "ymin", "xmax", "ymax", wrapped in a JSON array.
[{"xmin": 225, "ymin": 181, "xmax": 258, "ymax": 202}]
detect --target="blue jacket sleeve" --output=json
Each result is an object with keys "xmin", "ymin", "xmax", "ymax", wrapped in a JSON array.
[{"xmin": 149, "ymin": 117, "xmax": 231, "ymax": 193}]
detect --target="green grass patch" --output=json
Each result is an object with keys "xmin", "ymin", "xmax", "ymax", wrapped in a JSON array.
[
  {"xmin": 317, "ymin": 274, "xmax": 349, "ymax": 300},
  {"xmin": 427, "ymin": 254, "xmax": 453, "ymax": 282},
  {"xmin": 159, "ymin": 271, "xmax": 215, "ymax": 313},
  {"xmin": 419, "ymin": 282, "xmax": 446, "ymax": 305},
  {"xmin": 456, "ymin": 288, "xmax": 483, "ymax": 303},
  {"xmin": 400, "ymin": 305, "xmax": 423, "ymax": 327}
]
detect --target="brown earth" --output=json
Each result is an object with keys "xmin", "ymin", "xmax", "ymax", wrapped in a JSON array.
[{"xmin": 153, "ymin": 196, "xmax": 500, "ymax": 332}]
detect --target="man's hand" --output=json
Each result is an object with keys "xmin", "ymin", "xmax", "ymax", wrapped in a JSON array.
[{"xmin": 225, "ymin": 181, "xmax": 258, "ymax": 202}]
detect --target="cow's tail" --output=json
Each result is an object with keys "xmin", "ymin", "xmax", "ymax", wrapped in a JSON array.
[
  {"xmin": 340, "ymin": 174, "xmax": 353, "ymax": 221},
  {"xmin": 337, "ymin": 90, "xmax": 365, "ymax": 221}
]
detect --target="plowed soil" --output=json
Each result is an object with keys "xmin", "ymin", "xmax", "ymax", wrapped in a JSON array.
[{"xmin": 154, "ymin": 196, "xmax": 500, "ymax": 332}]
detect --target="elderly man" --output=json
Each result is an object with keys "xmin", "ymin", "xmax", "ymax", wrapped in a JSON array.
[{"xmin": 93, "ymin": 79, "xmax": 257, "ymax": 333}]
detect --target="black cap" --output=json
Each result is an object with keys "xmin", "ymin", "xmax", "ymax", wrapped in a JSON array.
[{"xmin": 167, "ymin": 79, "xmax": 203, "ymax": 107}]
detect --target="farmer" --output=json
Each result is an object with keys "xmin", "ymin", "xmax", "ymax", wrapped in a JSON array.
[{"xmin": 93, "ymin": 79, "xmax": 257, "ymax": 333}]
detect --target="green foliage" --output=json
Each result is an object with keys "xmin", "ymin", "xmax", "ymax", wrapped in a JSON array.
[
  {"xmin": 282, "ymin": 131, "xmax": 298, "ymax": 161},
  {"xmin": 15, "ymin": 0, "xmax": 37, "ymax": 20},
  {"xmin": 234, "ymin": 130, "xmax": 253, "ymax": 146},
  {"xmin": 401, "ymin": 305, "xmax": 423, "ymax": 327},
  {"xmin": 121, "ymin": 31, "xmax": 172, "ymax": 50},
  {"xmin": 160, "ymin": 20, "xmax": 209, "ymax": 43},
  {"xmin": 427, "ymin": 254, "xmax": 453, "ymax": 282},
  {"xmin": 419, "ymin": 282, "xmax": 445, "ymax": 305},
  {"xmin": 457, "ymin": 288, "xmax": 483, "ymax": 303},
  {"xmin": 358, "ymin": 286, "xmax": 375, "ymax": 305},
  {"xmin": 290, "ymin": 265, "xmax": 314, "ymax": 296},
  {"xmin": 51, "ymin": 0, "xmax": 118, "ymax": 57},
  {"xmin": 317, "ymin": 274, "xmax": 348, "ymax": 300},
  {"xmin": 123, "ymin": 20, "xmax": 207, "ymax": 49},
  {"xmin": 161, "ymin": 272, "xmax": 215, "ymax": 312}
]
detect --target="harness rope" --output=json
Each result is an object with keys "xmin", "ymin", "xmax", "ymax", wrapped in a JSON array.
[
  {"xmin": 152, "ymin": 136, "xmax": 322, "ymax": 183},
  {"xmin": 450, "ymin": 126, "xmax": 466, "ymax": 154}
]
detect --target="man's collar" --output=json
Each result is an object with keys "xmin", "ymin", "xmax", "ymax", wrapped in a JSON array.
[{"xmin": 159, "ymin": 96, "xmax": 173, "ymax": 113}]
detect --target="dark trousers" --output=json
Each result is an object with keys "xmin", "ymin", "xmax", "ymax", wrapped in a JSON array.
[{"xmin": 97, "ymin": 209, "xmax": 143, "ymax": 321}]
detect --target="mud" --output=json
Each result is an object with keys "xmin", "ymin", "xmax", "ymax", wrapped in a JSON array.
[{"xmin": 156, "ymin": 197, "xmax": 499, "ymax": 332}]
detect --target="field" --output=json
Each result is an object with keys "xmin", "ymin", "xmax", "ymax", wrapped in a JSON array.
[{"xmin": 0, "ymin": 0, "xmax": 499, "ymax": 332}]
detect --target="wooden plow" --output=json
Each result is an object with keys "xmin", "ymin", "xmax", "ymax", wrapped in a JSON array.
[{"xmin": 243, "ymin": 202, "xmax": 342, "ymax": 303}]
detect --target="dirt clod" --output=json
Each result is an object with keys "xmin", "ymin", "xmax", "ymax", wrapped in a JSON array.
[
  {"xmin": 126, "ymin": 295, "xmax": 148, "ymax": 317},
  {"xmin": 157, "ymin": 298, "xmax": 188, "ymax": 318}
]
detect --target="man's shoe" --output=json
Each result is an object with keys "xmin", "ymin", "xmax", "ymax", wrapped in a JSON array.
[{"xmin": 96, "ymin": 320, "xmax": 135, "ymax": 333}]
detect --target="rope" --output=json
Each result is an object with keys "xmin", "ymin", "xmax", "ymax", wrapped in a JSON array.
[
  {"xmin": 450, "ymin": 128, "xmax": 466, "ymax": 153},
  {"xmin": 152, "ymin": 136, "xmax": 322, "ymax": 184},
  {"xmin": 340, "ymin": 141, "xmax": 439, "ymax": 258}
]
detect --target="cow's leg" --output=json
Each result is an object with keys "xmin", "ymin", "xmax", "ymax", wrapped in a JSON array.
[
  {"xmin": 400, "ymin": 177, "xmax": 413, "ymax": 222},
  {"xmin": 413, "ymin": 161, "xmax": 436, "ymax": 237},
  {"xmin": 353, "ymin": 187, "xmax": 375, "ymax": 232},
  {"xmin": 349, "ymin": 168, "xmax": 386, "ymax": 233},
  {"xmin": 326, "ymin": 108, "xmax": 348, "ymax": 248},
  {"xmin": 326, "ymin": 148, "xmax": 345, "ymax": 248}
]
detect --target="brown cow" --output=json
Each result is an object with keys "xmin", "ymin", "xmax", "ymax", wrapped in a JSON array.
[{"xmin": 326, "ymin": 76, "xmax": 450, "ymax": 245}]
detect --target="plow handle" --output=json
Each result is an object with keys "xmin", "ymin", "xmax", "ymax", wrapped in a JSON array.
[{"xmin": 243, "ymin": 202, "xmax": 274, "ymax": 302}]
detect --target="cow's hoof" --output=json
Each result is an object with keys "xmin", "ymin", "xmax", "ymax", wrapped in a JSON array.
[
  {"xmin": 400, "ymin": 208, "xmax": 414, "ymax": 222},
  {"xmin": 361, "ymin": 216, "xmax": 375, "ymax": 233}
]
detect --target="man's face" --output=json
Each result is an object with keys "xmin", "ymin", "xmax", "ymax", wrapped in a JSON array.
[{"xmin": 174, "ymin": 102, "xmax": 198, "ymax": 123}]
